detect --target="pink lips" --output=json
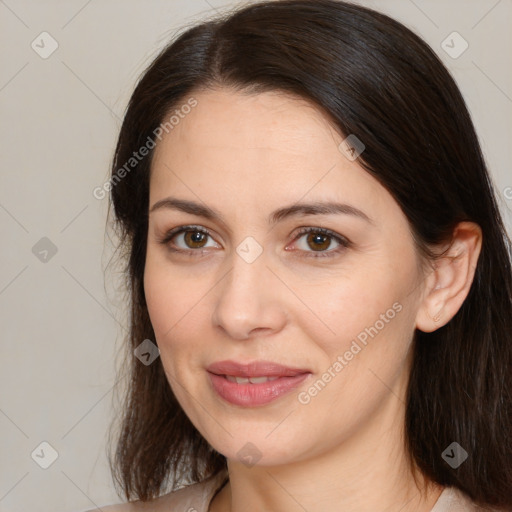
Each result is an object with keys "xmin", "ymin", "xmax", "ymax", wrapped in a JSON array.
[{"xmin": 206, "ymin": 360, "xmax": 312, "ymax": 406}]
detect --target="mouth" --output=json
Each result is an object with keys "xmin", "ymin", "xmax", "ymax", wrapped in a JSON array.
[
  {"xmin": 206, "ymin": 360, "xmax": 312, "ymax": 407},
  {"xmin": 206, "ymin": 359, "xmax": 311, "ymax": 378}
]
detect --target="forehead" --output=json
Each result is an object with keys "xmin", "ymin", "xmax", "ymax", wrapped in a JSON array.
[
  {"xmin": 155, "ymin": 88, "xmax": 340, "ymax": 159},
  {"xmin": 149, "ymin": 88, "xmax": 391, "ymax": 221}
]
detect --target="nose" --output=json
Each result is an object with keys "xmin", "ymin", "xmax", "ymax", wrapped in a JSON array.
[{"xmin": 211, "ymin": 248, "xmax": 288, "ymax": 340}]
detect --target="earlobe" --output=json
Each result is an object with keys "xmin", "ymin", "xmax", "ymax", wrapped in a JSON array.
[{"xmin": 415, "ymin": 222, "xmax": 482, "ymax": 333}]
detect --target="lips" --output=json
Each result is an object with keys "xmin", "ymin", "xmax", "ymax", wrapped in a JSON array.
[
  {"xmin": 206, "ymin": 360, "xmax": 312, "ymax": 406},
  {"xmin": 206, "ymin": 359, "xmax": 311, "ymax": 378}
]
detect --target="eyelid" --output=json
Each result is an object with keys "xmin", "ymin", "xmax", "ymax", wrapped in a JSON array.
[{"xmin": 158, "ymin": 224, "xmax": 351, "ymax": 258}]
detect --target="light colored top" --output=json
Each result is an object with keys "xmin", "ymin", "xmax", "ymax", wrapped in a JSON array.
[{"xmin": 91, "ymin": 469, "xmax": 492, "ymax": 511}]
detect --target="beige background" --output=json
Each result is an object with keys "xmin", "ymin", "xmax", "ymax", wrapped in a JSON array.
[{"xmin": 0, "ymin": 1, "xmax": 511, "ymax": 511}]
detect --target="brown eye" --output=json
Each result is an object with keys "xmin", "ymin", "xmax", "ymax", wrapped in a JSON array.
[
  {"xmin": 182, "ymin": 230, "xmax": 208, "ymax": 249},
  {"xmin": 160, "ymin": 225, "xmax": 219, "ymax": 254},
  {"xmin": 305, "ymin": 232, "xmax": 332, "ymax": 251},
  {"xmin": 292, "ymin": 227, "xmax": 350, "ymax": 258}
]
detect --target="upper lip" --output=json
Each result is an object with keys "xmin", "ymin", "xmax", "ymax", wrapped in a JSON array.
[{"xmin": 207, "ymin": 360, "xmax": 311, "ymax": 378}]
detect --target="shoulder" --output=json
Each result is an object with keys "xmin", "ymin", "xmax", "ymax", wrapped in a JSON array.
[
  {"xmin": 82, "ymin": 470, "xmax": 229, "ymax": 512},
  {"xmin": 432, "ymin": 487, "xmax": 503, "ymax": 512}
]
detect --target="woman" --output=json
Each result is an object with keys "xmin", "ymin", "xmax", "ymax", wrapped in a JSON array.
[{"xmin": 94, "ymin": 0, "xmax": 512, "ymax": 510}]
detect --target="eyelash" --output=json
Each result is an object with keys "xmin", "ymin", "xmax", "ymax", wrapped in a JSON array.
[{"xmin": 158, "ymin": 225, "xmax": 351, "ymax": 259}]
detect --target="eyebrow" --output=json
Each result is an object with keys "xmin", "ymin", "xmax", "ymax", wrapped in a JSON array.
[{"xmin": 149, "ymin": 197, "xmax": 374, "ymax": 226}]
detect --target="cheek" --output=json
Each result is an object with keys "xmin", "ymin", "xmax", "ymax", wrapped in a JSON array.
[
  {"xmin": 311, "ymin": 268, "xmax": 405, "ymax": 353},
  {"xmin": 143, "ymin": 252, "xmax": 199, "ymax": 339},
  {"xmin": 143, "ymin": 261, "xmax": 199, "ymax": 396},
  {"xmin": 143, "ymin": 254, "xmax": 213, "ymax": 380},
  {"xmin": 143, "ymin": 261, "xmax": 174, "ymax": 338},
  {"xmin": 295, "ymin": 295, "xmax": 414, "ymax": 442},
  {"xmin": 302, "ymin": 258, "xmax": 418, "ymax": 410}
]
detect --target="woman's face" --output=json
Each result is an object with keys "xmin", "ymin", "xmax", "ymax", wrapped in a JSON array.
[{"xmin": 144, "ymin": 88, "xmax": 428, "ymax": 466}]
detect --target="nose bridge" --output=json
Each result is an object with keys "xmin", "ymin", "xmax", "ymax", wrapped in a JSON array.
[{"xmin": 212, "ymin": 240, "xmax": 285, "ymax": 339}]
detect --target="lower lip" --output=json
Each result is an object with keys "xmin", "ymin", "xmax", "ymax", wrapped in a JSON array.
[{"xmin": 207, "ymin": 372, "xmax": 311, "ymax": 407}]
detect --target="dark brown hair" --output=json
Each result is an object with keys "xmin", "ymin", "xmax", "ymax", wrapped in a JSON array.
[{"xmin": 106, "ymin": 0, "xmax": 512, "ymax": 509}]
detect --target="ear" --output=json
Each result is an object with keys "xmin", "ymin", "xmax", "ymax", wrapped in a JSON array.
[{"xmin": 415, "ymin": 221, "xmax": 483, "ymax": 333}]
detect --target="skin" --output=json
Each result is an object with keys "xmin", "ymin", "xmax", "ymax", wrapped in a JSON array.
[{"xmin": 140, "ymin": 88, "xmax": 482, "ymax": 512}]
